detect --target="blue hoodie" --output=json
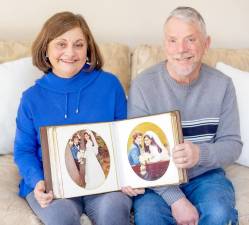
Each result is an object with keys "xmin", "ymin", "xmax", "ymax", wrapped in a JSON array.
[{"xmin": 14, "ymin": 68, "xmax": 127, "ymax": 197}]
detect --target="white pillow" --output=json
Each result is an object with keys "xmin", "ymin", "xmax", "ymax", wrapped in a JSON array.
[
  {"xmin": 0, "ymin": 57, "xmax": 42, "ymax": 154},
  {"xmin": 216, "ymin": 62, "xmax": 249, "ymax": 167}
]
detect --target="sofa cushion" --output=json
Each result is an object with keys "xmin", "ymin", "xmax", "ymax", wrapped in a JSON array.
[
  {"xmin": 0, "ymin": 41, "xmax": 31, "ymax": 63},
  {"xmin": 203, "ymin": 49, "xmax": 249, "ymax": 71},
  {"xmin": 99, "ymin": 43, "xmax": 131, "ymax": 94},
  {"xmin": 0, "ymin": 57, "xmax": 42, "ymax": 155},
  {"xmin": 0, "ymin": 155, "xmax": 93, "ymax": 225},
  {"xmin": 0, "ymin": 155, "xmax": 43, "ymax": 225},
  {"xmin": 131, "ymin": 44, "xmax": 165, "ymax": 80},
  {"xmin": 225, "ymin": 163, "xmax": 249, "ymax": 224},
  {"xmin": 216, "ymin": 62, "xmax": 249, "ymax": 167}
]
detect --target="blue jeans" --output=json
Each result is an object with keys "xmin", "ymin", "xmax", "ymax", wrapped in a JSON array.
[
  {"xmin": 26, "ymin": 191, "xmax": 132, "ymax": 225},
  {"xmin": 83, "ymin": 191, "xmax": 132, "ymax": 225},
  {"xmin": 133, "ymin": 169, "xmax": 238, "ymax": 225}
]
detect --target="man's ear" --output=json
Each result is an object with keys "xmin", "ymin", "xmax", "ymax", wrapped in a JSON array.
[{"xmin": 205, "ymin": 35, "xmax": 211, "ymax": 51}]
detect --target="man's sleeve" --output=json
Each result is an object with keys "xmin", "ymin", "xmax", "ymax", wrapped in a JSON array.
[
  {"xmin": 198, "ymin": 79, "xmax": 243, "ymax": 168},
  {"xmin": 153, "ymin": 186, "xmax": 186, "ymax": 206}
]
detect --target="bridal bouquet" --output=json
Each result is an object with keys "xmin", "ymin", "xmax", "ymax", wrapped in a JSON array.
[{"xmin": 139, "ymin": 152, "xmax": 152, "ymax": 165}]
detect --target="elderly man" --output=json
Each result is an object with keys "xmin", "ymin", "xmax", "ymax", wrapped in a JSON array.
[{"xmin": 124, "ymin": 6, "xmax": 242, "ymax": 225}]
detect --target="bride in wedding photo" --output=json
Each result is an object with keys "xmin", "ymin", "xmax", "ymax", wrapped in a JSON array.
[
  {"xmin": 81, "ymin": 129, "xmax": 106, "ymax": 189},
  {"xmin": 143, "ymin": 131, "xmax": 170, "ymax": 163}
]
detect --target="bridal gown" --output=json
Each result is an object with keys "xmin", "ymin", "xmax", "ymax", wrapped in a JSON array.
[{"xmin": 84, "ymin": 141, "xmax": 106, "ymax": 189}]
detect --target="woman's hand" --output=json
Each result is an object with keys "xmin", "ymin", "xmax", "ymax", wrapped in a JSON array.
[
  {"xmin": 34, "ymin": 180, "xmax": 53, "ymax": 208},
  {"xmin": 121, "ymin": 186, "xmax": 145, "ymax": 197}
]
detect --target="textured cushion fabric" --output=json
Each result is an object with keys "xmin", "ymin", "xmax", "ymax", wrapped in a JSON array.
[
  {"xmin": 0, "ymin": 155, "xmax": 42, "ymax": 225},
  {"xmin": 0, "ymin": 41, "xmax": 31, "ymax": 63},
  {"xmin": 99, "ymin": 43, "xmax": 131, "ymax": 94},
  {"xmin": 225, "ymin": 163, "xmax": 249, "ymax": 224},
  {"xmin": 0, "ymin": 57, "xmax": 42, "ymax": 154},
  {"xmin": 131, "ymin": 45, "xmax": 249, "ymax": 80},
  {"xmin": 0, "ymin": 155, "xmax": 92, "ymax": 225},
  {"xmin": 131, "ymin": 44, "xmax": 165, "ymax": 80},
  {"xmin": 216, "ymin": 62, "xmax": 249, "ymax": 167},
  {"xmin": 203, "ymin": 49, "xmax": 249, "ymax": 72}
]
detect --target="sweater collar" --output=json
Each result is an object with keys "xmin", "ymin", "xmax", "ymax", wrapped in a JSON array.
[
  {"xmin": 36, "ymin": 65, "xmax": 101, "ymax": 119},
  {"xmin": 36, "ymin": 66, "xmax": 100, "ymax": 94},
  {"xmin": 161, "ymin": 61, "xmax": 204, "ymax": 90}
]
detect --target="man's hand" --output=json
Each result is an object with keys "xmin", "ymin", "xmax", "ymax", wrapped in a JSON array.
[
  {"xmin": 171, "ymin": 197, "xmax": 199, "ymax": 225},
  {"xmin": 173, "ymin": 141, "xmax": 200, "ymax": 168},
  {"xmin": 34, "ymin": 180, "xmax": 53, "ymax": 208},
  {"xmin": 121, "ymin": 186, "xmax": 145, "ymax": 197}
]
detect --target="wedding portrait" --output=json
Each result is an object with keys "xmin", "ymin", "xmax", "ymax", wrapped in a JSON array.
[
  {"xmin": 65, "ymin": 129, "xmax": 110, "ymax": 189},
  {"xmin": 127, "ymin": 122, "xmax": 170, "ymax": 181}
]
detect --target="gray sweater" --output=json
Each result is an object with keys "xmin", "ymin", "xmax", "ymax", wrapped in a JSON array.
[{"xmin": 128, "ymin": 61, "xmax": 242, "ymax": 205}]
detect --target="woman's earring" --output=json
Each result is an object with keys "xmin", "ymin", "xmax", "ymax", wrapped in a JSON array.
[{"xmin": 45, "ymin": 53, "xmax": 49, "ymax": 62}]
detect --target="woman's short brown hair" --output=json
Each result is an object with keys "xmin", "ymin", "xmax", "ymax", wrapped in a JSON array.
[{"xmin": 32, "ymin": 11, "xmax": 103, "ymax": 73}]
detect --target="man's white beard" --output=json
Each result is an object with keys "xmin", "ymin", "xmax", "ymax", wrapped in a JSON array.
[
  {"xmin": 170, "ymin": 58, "xmax": 198, "ymax": 77},
  {"xmin": 170, "ymin": 53, "xmax": 198, "ymax": 77},
  {"xmin": 171, "ymin": 62, "xmax": 197, "ymax": 77}
]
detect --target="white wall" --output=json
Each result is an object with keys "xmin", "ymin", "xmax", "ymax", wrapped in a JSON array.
[{"xmin": 0, "ymin": 0, "xmax": 249, "ymax": 48}]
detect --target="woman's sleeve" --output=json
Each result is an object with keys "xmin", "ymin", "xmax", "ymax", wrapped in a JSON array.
[{"xmin": 14, "ymin": 94, "xmax": 44, "ymax": 189}]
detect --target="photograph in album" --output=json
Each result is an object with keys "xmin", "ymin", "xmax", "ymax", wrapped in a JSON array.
[
  {"xmin": 66, "ymin": 129, "xmax": 110, "ymax": 190},
  {"xmin": 127, "ymin": 122, "xmax": 170, "ymax": 181},
  {"xmin": 40, "ymin": 111, "xmax": 187, "ymax": 198}
]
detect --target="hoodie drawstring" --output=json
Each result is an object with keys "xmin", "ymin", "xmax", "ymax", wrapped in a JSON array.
[
  {"xmin": 64, "ymin": 89, "xmax": 82, "ymax": 119},
  {"xmin": 64, "ymin": 93, "xmax": 68, "ymax": 119},
  {"xmin": 36, "ymin": 68, "xmax": 101, "ymax": 120},
  {"xmin": 75, "ymin": 88, "xmax": 84, "ymax": 115}
]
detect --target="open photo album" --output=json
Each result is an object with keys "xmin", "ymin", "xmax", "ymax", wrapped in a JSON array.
[{"xmin": 40, "ymin": 110, "xmax": 187, "ymax": 199}]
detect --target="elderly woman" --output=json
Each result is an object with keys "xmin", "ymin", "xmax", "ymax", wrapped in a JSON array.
[{"xmin": 14, "ymin": 11, "xmax": 131, "ymax": 225}]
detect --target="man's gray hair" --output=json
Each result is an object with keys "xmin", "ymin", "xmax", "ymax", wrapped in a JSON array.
[{"xmin": 165, "ymin": 6, "xmax": 207, "ymax": 36}]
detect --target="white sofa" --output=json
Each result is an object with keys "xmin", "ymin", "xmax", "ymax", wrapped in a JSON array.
[{"xmin": 0, "ymin": 41, "xmax": 249, "ymax": 225}]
